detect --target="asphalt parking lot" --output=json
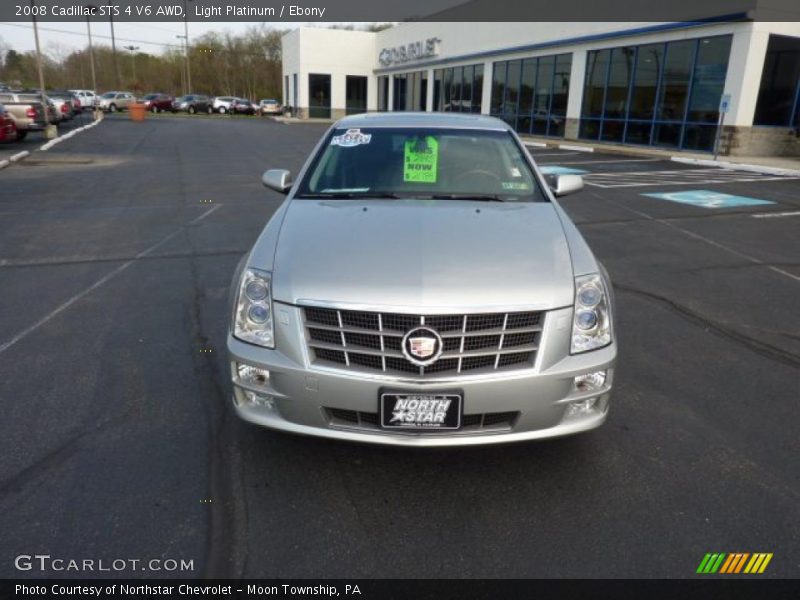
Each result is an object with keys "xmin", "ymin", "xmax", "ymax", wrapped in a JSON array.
[{"xmin": 0, "ymin": 115, "xmax": 797, "ymax": 579}]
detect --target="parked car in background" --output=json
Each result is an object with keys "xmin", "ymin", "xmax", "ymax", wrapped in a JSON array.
[
  {"xmin": 69, "ymin": 89, "xmax": 97, "ymax": 109},
  {"xmin": 212, "ymin": 96, "xmax": 237, "ymax": 114},
  {"xmin": 141, "ymin": 93, "xmax": 174, "ymax": 113},
  {"xmin": 0, "ymin": 92, "xmax": 48, "ymax": 140},
  {"xmin": 0, "ymin": 103, "xmax": 18, "ymax": 142},
  {"xmin": 258, "ymin": 99, "xmax": 282, "ymax": 115},
  {"xmin": 172, "ymin": 94, "xmax": 213, "ymax": 114},
  {"xmin": 45, "ymin": 97, "xmax": 64, "ymax": 125},
  {"xmin": 47, "ymin": 91, "xmax": 80, "ymax": 121},
  {"xmin": 232, "ymin": 98, "xmax": 256, "ymax": 115},
  {"xmin": 97, "ymin": 91, "xmax": 136, "ymax": 112}
]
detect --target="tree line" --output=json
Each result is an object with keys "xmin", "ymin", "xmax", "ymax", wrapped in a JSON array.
[
  {"xmin": 0, "ymin": 24, "xmax": 392, "ymax": 100},
  {"xmin": 0, "ymin": 25, "xmax": 286, "ymax": 101}
]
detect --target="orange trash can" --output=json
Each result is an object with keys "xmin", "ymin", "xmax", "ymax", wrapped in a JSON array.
[{"xmin": 129, "ymin": 103, "xmax": 146, "ymax": 122}]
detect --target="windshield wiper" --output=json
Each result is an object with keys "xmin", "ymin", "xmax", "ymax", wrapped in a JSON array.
[
  {"xmin": 295, "ymin": 192, "xmax": 404, "ymax": 199},
  {"xmin": 430, "ymin": 194, "xmax": 505, "ymax": 202}
]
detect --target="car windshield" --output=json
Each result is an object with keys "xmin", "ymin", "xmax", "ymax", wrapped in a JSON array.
[
  {"xmin": 144, "ymin": 94, "xmax": 158, "ymax": 100},
  {"xmin": 100, "ymin": 92, "xmax": 116, "ymax": 99},
  {"xmin": 296, "ymin": 127, "xmax": 545, "ymax": 202}
]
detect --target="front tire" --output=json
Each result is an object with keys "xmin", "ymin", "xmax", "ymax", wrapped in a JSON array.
[
  {"xmin": 151, "ymin": 106, "xmax": 158, "ymax": 113},
  {"xmin": 218, "ymin": 107, "xmax": 226, "ymax": 114},
  {"xmin": 16, "ymin": 130, "xmax": 27, "ymax": 141},
  {"xmin": 188, "ymin": 106, "xmax": 196, "ymax": 115},
  {"xmin": 109, "ymin": 104, "xmax": 117, "ymax": 113}
]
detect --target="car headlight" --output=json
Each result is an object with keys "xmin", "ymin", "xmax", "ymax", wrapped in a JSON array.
[
  {"xmin": 571, "ymin": 273, "xmax": 611, "ymax": 354},
  {"xmin": 234, "ymin": 268, "xmax": 274, "ymax": 348}
]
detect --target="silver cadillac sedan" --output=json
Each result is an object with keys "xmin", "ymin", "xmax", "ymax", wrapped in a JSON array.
[{"xmin": 227, "ymin": 113, "xmax": 616, "ymax": 446}]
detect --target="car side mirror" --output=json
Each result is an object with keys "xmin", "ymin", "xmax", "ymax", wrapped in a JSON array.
[
  {"xmin": 550, "ymin": 174, "xmax": 583, "ymax": 197},
  {"xmin": 262, "ymin": 169, "xmax": 293, "ymax": 194}
]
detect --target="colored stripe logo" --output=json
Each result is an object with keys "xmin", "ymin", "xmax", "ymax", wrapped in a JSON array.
[{"xmin": 696, "ymin": 553, "xmax": 773, "ymax": 574}]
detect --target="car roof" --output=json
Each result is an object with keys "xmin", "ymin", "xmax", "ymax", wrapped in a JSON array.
[{"xmin": 333, "ymin": 112, "xmax": 510, "ymax": 131}]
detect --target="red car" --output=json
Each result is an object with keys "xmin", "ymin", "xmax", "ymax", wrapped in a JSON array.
[
  {"xmin": 0, "ymin": 103, "xmax": 18, "ymax": 142},
  {"xmin": 141, "ymin": 93, "xmax": 174, "ymax": 113}
]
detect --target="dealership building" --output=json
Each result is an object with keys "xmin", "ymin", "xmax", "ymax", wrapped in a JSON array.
[{"xmin": 281, "ymin": 20, "xmax": 800, "ymax": 155}]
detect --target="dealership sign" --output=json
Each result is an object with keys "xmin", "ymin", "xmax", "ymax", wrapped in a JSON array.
[{"xmin": 379, "ymin": 38, "xmax": 441, "ymax": 66}]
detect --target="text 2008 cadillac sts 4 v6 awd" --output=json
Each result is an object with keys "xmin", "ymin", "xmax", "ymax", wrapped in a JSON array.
[{"xmin": 227, "ymin": 113, "xmax": 616, "ymax": 446}]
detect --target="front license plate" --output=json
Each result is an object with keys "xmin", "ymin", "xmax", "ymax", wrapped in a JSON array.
[{"xmin": 380, "ymin": 393, "xmax": 462, "ymax": 430}]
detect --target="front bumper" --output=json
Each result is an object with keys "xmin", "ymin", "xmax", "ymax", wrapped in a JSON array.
[{"xmin": 228, "ymin": 304, "xmax": 616, "ymax": 447}]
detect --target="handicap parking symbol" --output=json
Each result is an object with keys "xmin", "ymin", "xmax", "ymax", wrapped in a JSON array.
[{"xmin": 642, "ymin": 190, "xmax": 775, "ymax": 209}]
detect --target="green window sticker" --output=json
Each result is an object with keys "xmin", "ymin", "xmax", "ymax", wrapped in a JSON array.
[{"xmin": 404, "ymin": 137, "xmax": 439, "ymax": 184}]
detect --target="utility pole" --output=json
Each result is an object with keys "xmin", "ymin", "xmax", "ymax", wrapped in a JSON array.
[
  {"xmin": 85, "ymin": 5, "xmax": 98, "ymax": 93},
  {"xmin": 107, "ymin": 0, "xmax": 120, "ymax": 89},
  {"xmin": 124, "ymin": 45, "xmax": 140, "ymax": 83},
  {"xmin": 183, "ymin": 0, "xmax": 193, "ymax": 92},
  {"xmin": 176, "ymin": 35, "xmax": 187, "ymax": 96},
  {"xmin": 29, "ymin": 0, "xmax": 53, "ymax": 136}
]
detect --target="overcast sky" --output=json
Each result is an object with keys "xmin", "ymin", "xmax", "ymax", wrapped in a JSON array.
[{"xmin": 0, "ymin": 21, "xmax": 366, "ymax": 55}]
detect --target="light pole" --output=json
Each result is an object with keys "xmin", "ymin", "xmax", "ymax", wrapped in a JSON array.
[
  {"xmin": 182, "ymin": 0, "xmax": 194, "ymax": 93},
  {"xmin": 123, "ymin": 45, "xmax": 139, "ymax": 83},
  {"xmin": 29, "ymin": 0, "xmax": 53, "ymax": 134},
  {"xmin": 176, "ymin": 35, "xmax": 187, "ymax": 96},
  {"xmin": 85, "ymin": 4, "xmax": 97, "ymax": 94},
  {"xmin": 107, "ymin": 0, "xmax": 120, "ymax": 89}
]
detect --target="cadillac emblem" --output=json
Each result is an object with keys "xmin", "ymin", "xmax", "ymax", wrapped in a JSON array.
[{"xmin": 402, "ymin": 326, "xmax": 443, "ymax": 367}]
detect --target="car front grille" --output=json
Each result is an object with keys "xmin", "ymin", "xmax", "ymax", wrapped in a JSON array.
[
  {"xmin": 325, "ymin": 408, "xmax": 519, "ymax": 432},
  {"xmin": 304, "ymin": 306, "xmax": 542, "ymax": 378}
]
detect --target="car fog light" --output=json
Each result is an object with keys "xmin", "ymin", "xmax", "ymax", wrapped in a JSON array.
[
  {"xmin": 244, "ymin": 389, "xmax": 275, "ymax": 409},
  {"xmin": 573, "ymin": 370, "xmax": 606, "ymax": 393},
  {"xmin": 237, "ymin": 363, "xmax": 270, "ymax": 387},
  {"xmin": 566, "ymin": 397, "xmax": 599, "ymax": 418}
]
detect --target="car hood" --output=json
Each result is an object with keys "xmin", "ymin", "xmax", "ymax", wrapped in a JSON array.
[{"xmin": 268, "ymin": 199, "xmax": 575, "ymax": 312}]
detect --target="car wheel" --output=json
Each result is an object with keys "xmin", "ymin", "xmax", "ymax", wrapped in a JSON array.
[
  {"xmin": 151, "ymin": 106, "xmax": 158, "ymax": 113},
  {"xmin": 109, "ymin": 104, "xmax": 117, "ymax": 113},
  {"xmin": 16, "ymin": 130, "xmax": 27, "ymax": 141},
  {"xmin": 219, "ymin": 107, "xmax": 226, "ymax": 114},
  {"xmin": 207, "ymin": 106, "xmax": 213, "ymax": 115},
  {"xmin": 188, "ymin": 106, "xmax": 196, "ymax": 114}
]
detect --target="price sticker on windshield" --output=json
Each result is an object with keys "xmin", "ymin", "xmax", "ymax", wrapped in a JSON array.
[{"xmin": 404, "ymin": 137, "xmax": 439, "ymax": 183}]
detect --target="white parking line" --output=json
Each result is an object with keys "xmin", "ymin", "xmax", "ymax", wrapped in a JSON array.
[
  {"xmin": 527, "ymin": 151, "xmax": 580, "ymax": 157},
  {"xmin": 9, "ymin": 151, "xmax": 29, "ymax": 162},
  {"xmin": 751, "ymin": 211, "xmax": 800, "ymax": 219},
  {"xmin": 0, "ymin": 204, "xmax": 222, "ymax": 356},
  {"xmin": 559, "ymin": 144, "xmax": 594, "ymax": 152},
  {"xmin": 543, "ymin": 158, "xmax": 662, "ymax": 166},
  {"xmin": 582, "ymin": 168, "xmax": 798, "ymax": 188}
]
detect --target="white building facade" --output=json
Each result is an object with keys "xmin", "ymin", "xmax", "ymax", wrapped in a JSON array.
[{"xmin": 282, "ymin": 21, "xmax": 800, "ymax": 155}]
